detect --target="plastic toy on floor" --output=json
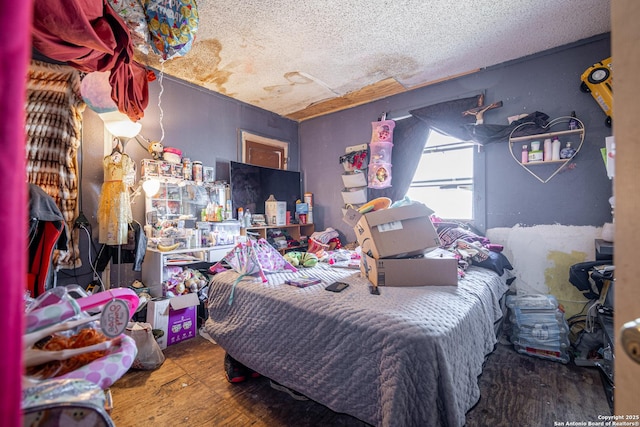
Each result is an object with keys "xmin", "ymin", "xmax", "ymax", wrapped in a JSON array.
[{"xmin": 24, "ymin": 286, "xmax": 139, "ymax": 390}]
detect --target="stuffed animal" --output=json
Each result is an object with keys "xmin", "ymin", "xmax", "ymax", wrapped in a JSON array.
[
  {"xmin": 148, "ymin": 141, "xmax": 164, "ymax": 160},
  {"xmin": 283, "ymin": 251, "xmax": 318, "ymax": 267}
]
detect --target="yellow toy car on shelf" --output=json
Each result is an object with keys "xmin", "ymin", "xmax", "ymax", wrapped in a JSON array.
[{"xmin": 580, "ymin": 57, "xmax": 612, "ymax": 127}]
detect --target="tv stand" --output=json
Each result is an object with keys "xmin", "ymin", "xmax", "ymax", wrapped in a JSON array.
[{"xmin": 242, "ymin": 223, "xmax": 314, "ymax": 253}]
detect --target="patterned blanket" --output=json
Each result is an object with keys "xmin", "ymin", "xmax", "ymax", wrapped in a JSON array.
[
  {"xmin": 26, "ymin": 60, "xmax": 85, "ymax": 269},
  {"xmin": 205, "ymin": 263, "xmax": 509, "ymax": 427}
]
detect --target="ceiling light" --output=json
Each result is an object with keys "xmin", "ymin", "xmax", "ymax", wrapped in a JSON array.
[{"xmin": 98, "ymin": 110, "xmax": 142, "ymax": 139}]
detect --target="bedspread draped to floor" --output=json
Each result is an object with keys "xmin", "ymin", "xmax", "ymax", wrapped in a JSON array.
[{"xmin": 205, "ymin": 264, "xmax": 510, "ymax": 427}]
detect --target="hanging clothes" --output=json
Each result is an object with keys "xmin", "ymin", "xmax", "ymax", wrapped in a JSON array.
[
  {"xmin": 27, "ymin": 184, "xmax": 69, "ymax": 297},
  {"xmin": 98, "ymin": 150, "xmax": 135, "ymax": 245}
]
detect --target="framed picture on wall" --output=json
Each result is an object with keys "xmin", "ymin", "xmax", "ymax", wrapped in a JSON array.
[{"xmin": 203, "ymin": 166, "xmax": 215, "ymax": 182}]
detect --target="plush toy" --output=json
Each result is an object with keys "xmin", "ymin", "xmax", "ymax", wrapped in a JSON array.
[
  {"xmin": 283, "ymin": 251, "xmax": 318, "ymax": 268},
  {"xmin": 148, "ymin": 141, "xmax": 164, "ymax": 160}
]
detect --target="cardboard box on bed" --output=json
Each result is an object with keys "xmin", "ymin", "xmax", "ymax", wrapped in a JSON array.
[
  {"xmin": 345, "ymin": 203, "xmax": 440, "ymax": 259},
  {"xmin": 146, "ymin": 293, "xmax": 200, "ymax": 349},
  {"xmin": 361, "ymin": 248, "xmax": 458, "ymax": 286}
]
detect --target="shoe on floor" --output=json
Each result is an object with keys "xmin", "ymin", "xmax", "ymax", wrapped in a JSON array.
[
  {"xmin": 224, "ymin": 353, "xmax": 247, "ymax": 383},
  {"xmin": 269, "ymin": 380, "xmax": 309, "ymax": 401}
]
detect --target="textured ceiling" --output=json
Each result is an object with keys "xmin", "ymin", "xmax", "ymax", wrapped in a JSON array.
[{"xmin": 135, "ymin": 0, "xmax": 611, "ymax": 122}]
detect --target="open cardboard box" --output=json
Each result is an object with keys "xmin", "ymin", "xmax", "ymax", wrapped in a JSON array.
[
  {"xmin": 146, "ymin": 293, "xmax": 200, "ymax": 349},
  {"xmin": 361, "ymin": 248, "xmax": 458, "ymax": 287},
  {"xmin": 344, "ymin": 203, "xmax": 441, "ymax": 259}
]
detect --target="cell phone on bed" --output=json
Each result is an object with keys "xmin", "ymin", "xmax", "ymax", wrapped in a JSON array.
[{"xmin": 325, "ymin": 281, "xmax": 349, "ymax": 292}]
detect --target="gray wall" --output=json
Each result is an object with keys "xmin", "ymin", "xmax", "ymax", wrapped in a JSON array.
[
  {"xmin": 300, "ymin": 34, "xmax": 612, "ymax": 242},
  {"xmin": 137, "ymin": 77, "xmax": 300, "ymax": 175}
]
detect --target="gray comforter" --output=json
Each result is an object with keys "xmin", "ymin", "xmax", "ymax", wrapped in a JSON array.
[{"xmin": 205, "ymin": 263, "xmax": 509, "ymax": 427}]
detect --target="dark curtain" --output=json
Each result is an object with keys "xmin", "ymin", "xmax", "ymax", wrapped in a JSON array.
[
  {"xmin": 368, "ymin": 95, "xmax": 483, "ymax": 202},
  {"xmin": 463, "ymin": 111, "xmax": 550, "ymax": 145},
  {"xmin": 409, "ymin": 93, "xmax": 550, "ymax": 145},
  {"xmin": 408, "ymin": 94, "xmax": 482, "ymax": 141},
  {"xmin": 368, "ymin": 116, "xmax": 431, "ymax": 202},
  {"xmin": 369, "ymin": 95, "xmax": 543, "ymax": 203}
]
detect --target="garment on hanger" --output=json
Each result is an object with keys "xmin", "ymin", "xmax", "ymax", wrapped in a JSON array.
[{"xmin": 97, "ymin": 150, "xmax": 135, "ymax": 245}]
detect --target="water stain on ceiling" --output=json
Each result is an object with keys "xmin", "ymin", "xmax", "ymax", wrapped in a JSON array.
[{"xmin": 135, "ymin": 0, "xmax": 611, "ymax": 122}]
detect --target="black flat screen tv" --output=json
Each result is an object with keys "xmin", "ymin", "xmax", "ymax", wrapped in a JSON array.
[{"xmin": 230, "ymin": 161, "xmax": 302, "ymax": 216}]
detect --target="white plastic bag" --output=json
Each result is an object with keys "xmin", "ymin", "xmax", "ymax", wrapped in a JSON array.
[{"xmin": 125, "ymin": 322, "xmax": 165, "ymax": 370}]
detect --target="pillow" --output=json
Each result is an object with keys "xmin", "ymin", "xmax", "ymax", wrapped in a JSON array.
[
  {"xmin": 473, "ymin": 251, "xmax": 513, "ymax": 275},
  {"xmin": 436, "ymin": 225, "xmax": 489, "ymax": 249}
]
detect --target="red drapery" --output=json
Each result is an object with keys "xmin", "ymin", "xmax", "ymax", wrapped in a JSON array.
[{"xmin": 31, "ymin": 0, "xmax": 149, "ymax": 121}]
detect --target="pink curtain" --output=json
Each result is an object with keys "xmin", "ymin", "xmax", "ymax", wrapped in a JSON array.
[{"xmin": 1, "ymin": 0, "xmax": 33, "ymax": 425}]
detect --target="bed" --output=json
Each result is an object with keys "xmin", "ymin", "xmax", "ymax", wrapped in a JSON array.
[{"xmin": 205, "ymin": 259, "xmax": 511, "ymax": 427}]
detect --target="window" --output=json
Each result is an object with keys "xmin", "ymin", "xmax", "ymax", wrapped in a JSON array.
[{"xmin": 405, "ymin": 129, "xmax": 474, "ymax": 220}]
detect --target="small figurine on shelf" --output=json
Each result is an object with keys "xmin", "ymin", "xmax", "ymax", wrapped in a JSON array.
[
  {"xmin": 560, "ymin": 142, "xmax": 577, "ymax": 160},
  {"xmin": 569, "ymin": 111, "xmax": 580, "ymax": 130},
  {"xmin": 147, "ymin": 141, "xmax": 164, "ymax": 160}
]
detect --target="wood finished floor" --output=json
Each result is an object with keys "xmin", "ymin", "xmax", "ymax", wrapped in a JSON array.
[{"xmin": 109, "ymin": 334, "xmax": 611, "ymax": 427}]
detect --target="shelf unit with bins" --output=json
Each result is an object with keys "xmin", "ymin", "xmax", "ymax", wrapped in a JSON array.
[
  {"xmin": 508, "ymin": 116, "xmax": 585, "ymax": 183},
  {"xmin": 340, "ymin": 144, "xmax": 369, "ymax": 216},
  {"xmin": 242, "ymin": 223, "xmax": 315, "ymax": 253},
  {"xmin": 145, "ymin": 180, "xmax": 228, "ymax": 223}
]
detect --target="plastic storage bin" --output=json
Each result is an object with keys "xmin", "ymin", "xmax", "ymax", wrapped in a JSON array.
[
  {"xmin": 369, "ymin": 141, "xmax": 393, "ymax": 163},
  {"xmin": 506, "ymin": 294, "xmax": 570, "ymax": 364}
]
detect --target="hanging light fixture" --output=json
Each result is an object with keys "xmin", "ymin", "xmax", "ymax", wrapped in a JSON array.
[{"xmin": 98, "ymin": 110, "xmax": 142, "ymax": 141}]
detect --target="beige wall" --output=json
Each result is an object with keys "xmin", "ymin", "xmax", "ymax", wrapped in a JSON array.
[{"xmin": 612, "ymin": 0, "xmax": 640, "ymax": 415}]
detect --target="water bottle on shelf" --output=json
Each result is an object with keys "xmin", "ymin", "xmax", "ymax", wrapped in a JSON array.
[
  {"xmin": 244, "ymin": 208, "xmax": 252, "ymax": 228},
  {"xmin": 543, "ymin": 138, "xmax": 552, "ymax": 161},
  {"xmin": 521, "ymin": 144, "xmax": 528, "ymax": 163}
]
